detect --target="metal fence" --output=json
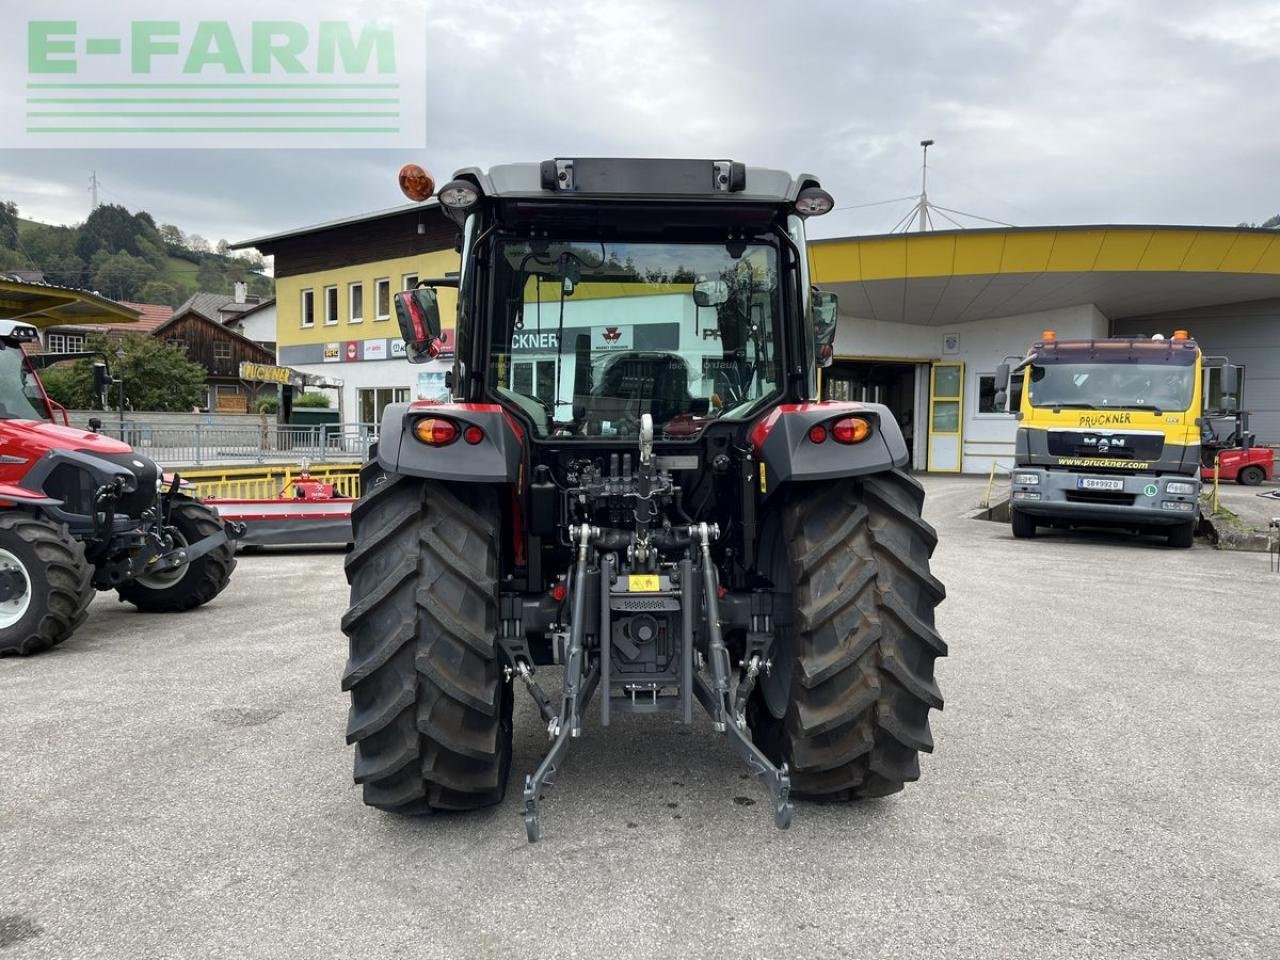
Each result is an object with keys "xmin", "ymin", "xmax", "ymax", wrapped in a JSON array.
[{"xmin": 96, "ymin": 420, "xmax": 379, "ymax": 467}]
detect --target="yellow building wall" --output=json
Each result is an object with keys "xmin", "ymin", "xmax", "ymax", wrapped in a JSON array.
[{"xmin": 275, "ymin": 248, "xmax": 461, "ymax": 348}]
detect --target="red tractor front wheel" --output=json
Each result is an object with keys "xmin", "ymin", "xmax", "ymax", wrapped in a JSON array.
[{"xmin": 0, "ymin": 513, "xmax": 94, "ymax": 656}]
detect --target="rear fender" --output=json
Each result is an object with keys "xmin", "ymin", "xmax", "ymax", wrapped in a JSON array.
[
  {"xmin": 378, "ymin": 402, "xmax": 523, "ymax": 484},
  {"xmin": 751, "ymin": 402, "xmax": 908, "ymax": 495}
]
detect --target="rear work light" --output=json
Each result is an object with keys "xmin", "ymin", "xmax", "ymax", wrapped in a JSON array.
[
  {"xmin": 413, "ymin": 417, "xmax": 459, "ymax": 446},
  {"xmin": 831, "ymin": 417, "xmax": 871, "ymax": 444}
]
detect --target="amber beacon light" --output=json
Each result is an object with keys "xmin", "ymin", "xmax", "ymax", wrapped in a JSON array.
[{"xmin": 398, "ymin": 164, "xmax": 436, "ymax": 202}]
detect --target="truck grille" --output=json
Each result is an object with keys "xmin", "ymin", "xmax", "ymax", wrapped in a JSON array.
[
  {"xmin": 39, "ymin": 453, "xmax": 160, "ymax": 520},
  {"xmin": 1065, "ymin": 490, "xmax": 1136, "ymax": 506},
  {"xmin": 1048, "ymin": 431, "xmax": 1164, "ymax": 461}
]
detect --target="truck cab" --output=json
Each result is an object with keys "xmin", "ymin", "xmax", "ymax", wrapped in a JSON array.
[{"xmin": 1000, "ymin": 330, "xmax": 1202, "ymax": 547}]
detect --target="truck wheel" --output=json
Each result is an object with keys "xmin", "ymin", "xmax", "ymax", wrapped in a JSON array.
[
  {"xmin": 750, "ymin": 471, "xmax": 947, "ymax": 800},
  {"xmin": 1238, "ymin": 465, "xmax": 1265, "ymax": 486},
  {"xmin": 116, "ymin": 497, "xmax": 236, "ymax": 612},
  {"xmin": 1166, "ymin": 521, "xmax": 1196, "ymax": 549},
  {"xmin": 1010, "ymin": 508, "xmax": 1037, "ymax": 538},
  {"xmin": 0, "ymin": 513, "xmax": 93, "ymax": 656},
  {"xmin": 341, "ymin": 472, "xmax": 512, "ymax": 812}
]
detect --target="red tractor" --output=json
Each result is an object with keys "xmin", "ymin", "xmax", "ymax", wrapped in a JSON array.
[
  {"xmin": 0, "ymin": 319, "xmax": 240, "ymax": 656},
  {"xmin": 341, "ymin": 159, "xmax": 947, "ymax": 840}
]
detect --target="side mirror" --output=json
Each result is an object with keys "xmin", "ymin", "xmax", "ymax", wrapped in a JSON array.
[
  {"xmin": 994, "ymin": 363, "xmax": 1010, "ymax": 392},
  {"xmin": 812, "ymin": 289, "xmax": 839, "ymax": 368},
  {"xmin": 393, "ymin": 287, "xmax": 442, "ymax": 362},
  {"xmin": 91, "ymin": 362, "xmax": 111, "ymax": 408},
  {"xmin": 994, "ymin": 390, "xmax": 1008, "ymax": 410},
  {"xmin": 693, "ymin": 279, "xmax": 729, "ymax": 308}
]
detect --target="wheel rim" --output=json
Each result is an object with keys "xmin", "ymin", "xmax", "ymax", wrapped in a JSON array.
[
  {"xmin": 133, "ymin": 531, "xmax": 191, "ymax": 589},
  {"xmin": 0, "ymin": 548, "xmax": 32, "ymax": 629}
]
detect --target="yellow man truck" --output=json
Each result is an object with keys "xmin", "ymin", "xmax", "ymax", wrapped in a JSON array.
[{"xmin": 995, "ymin": 330, "xmax": 1204, "ymax": 548}]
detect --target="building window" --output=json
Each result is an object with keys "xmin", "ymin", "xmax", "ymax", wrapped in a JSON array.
[
  {"xmin": 349, "ymin": 282, "xmax": 364, "ymax": 323},
  {"xmin": 375, "ymin": 278, "xmax": 390, "ymax": 320},
  {"xmin": 976, "ymin": 373, "xmax": 1012, "ymax": 415},
  {"xmin": 324, "ymin": 285, "xmax": 338, "ymax": 325},
  {"xmin": 402, "ymin": 273, "xmax": 418, "ymax": 291},
  {"xmin": 358, "ymin": 386, "xmax": 411, "ymax": 425},
  {"xmin": 301, "ymin": 289, "xmax": 315, "ymax": 327},
  {"xmin": 45, "ymin": 333, "xmax": 85, "ymax": 352},
  {"xmin": 213, "ymin": 340, "xmax": 232, "ymax": 360}
]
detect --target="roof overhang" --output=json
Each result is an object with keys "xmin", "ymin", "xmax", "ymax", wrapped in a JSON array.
[
  {"xmin": 810, "ymin": 225, "xmax": 1280, "ymax": 326},
  {"xmin": 231, "ymin": 200, "xmax": 439, "ymax": 251},
  {"xmin": 0, "ymin": 278, "xmax": 139, "ymax": 328}
]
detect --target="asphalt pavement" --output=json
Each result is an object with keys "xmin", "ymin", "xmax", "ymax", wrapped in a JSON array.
[{"xmin": 1, "ymin": 476, "xmax": 1276, "ymax": 959}]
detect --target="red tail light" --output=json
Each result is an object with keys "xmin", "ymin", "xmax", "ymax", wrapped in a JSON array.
[
  {"xmin": 807, "ymin": 424, "xmax": 828, "ymax": 444},
  {"xmin": 831, "ymin": 417, "xmax": 871, "ymax": 444},
  {"xmin": 413, "ymin": 417, "xmax": 458, "ymax": 445},
  {"xmin": 463, "ymin": 425, "xmax": 484, "ymax": 445}
]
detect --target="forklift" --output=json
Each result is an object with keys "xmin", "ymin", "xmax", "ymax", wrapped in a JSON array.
[{"xmin": 1200, "ymin": 364, "xmax": 1274, "ymax": 486}]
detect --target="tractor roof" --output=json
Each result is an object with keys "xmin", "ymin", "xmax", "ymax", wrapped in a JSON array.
[{"xmin": 453, "ymin": 158, "xmax": 819, "ymax": 206}]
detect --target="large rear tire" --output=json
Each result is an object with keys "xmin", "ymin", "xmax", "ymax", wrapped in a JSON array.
[
  {"xmin": 116, "ymin": 497, "xmax": 236, "ymax": 612},
  {"xmin": 750, "ymin": 471, "xmax": 946, "ymax": 799},
  {"xmin": 0, "ymin": 513, "xmax": 94, "ymax": 657},
  {"xmin": 341, "ymin": 469, "xmax": 512, "ymax": 812}
]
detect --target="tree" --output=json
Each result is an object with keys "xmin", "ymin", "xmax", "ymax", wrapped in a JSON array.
[
  {"xmin": 77, "ymin": 204, "xmax": 141, "ymax": 263},
  {"xmin": 0, "ymin": 200, "xmax": 19, "ymax": 250},
  {"xmin": 137, "ymin": 280, "xmax": 178, "ymax": 305},
  {"xmin": 90, "ymin": 250, "xmax": 159, "ymax": 301},
  {"xmin": 187, "ymin": 234, "xmax": 210, "ymax": 253},
  {"xmin": 42, "ymin": 333, "xmax": 207, "ymax": 411},
  {"xmin": 216, "ymin": 239, "xmax": 231, "ymax": 255},
  {"xmin": 158, "ymin": 223, "xmax": 184, "ymax": 247},
  {"xmin": 196, "ymin": 259, "xmax": 225, "ymax": 291},
  {"xmin": 21, "ymin": 222, "xmax": 83, "ymax": 286}
]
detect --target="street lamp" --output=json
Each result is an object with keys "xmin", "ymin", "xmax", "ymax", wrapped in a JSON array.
[{"xmin": 115, "ymin": 345, "xmax": 126, "ymax": 436}]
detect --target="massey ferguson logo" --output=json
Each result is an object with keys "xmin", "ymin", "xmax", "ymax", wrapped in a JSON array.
[{"xmin": 601, "ymin": 327, "xmax": 622, "ymax": 343}]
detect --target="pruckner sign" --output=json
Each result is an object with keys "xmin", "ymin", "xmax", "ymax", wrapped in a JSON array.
[{"xmin": 8, "ymin": 4, "xmax": 426, "ymax": 148}]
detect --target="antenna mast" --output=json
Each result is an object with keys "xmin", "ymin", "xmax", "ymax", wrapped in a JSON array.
[{"xmin": 88, "ymin": 171, "xmax": 101, "ymax": 211}]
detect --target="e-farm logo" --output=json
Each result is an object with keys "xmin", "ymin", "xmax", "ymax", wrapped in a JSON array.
[{"xmin": 9, "ymin": 8, "xmax": 425, "ymax": 148}]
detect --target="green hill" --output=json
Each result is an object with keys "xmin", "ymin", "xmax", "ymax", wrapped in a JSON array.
[{"xmin": 2, "ymin": 203, "xmax": 271, "ymax": 307}]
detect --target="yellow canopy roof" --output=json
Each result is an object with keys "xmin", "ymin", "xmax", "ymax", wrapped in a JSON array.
[
  {"xmin": 0, "ymin": 277, "xmax": 139, "ymax": 328},
  {"xmin": 810, "ymin": 225, "xmax": 1280, "ymax": 325}
]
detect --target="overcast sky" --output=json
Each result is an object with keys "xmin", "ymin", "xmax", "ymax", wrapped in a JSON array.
[{"xmin": 3, "ymin": 0, "xmax": 1279, "ymax": 247}]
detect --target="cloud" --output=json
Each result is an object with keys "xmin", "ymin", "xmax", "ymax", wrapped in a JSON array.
[{"xmin": 0, "ymin": 0, "xmax": 1277, "ymax": 245}]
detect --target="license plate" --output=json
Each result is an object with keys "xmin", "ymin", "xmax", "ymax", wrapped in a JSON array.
[
  {"xmin": 628, "ymin": 575, "xmax": 660, "ymax": 592},
  {"xmin": 1077, "ymin": 477, "xmax": 1124, "ymax": 491}
]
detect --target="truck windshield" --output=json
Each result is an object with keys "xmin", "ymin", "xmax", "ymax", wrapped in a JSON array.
[
  {"xmin": 0, "ymin": 347, "xmax": 51, "ymax": 421},
  {"xmin": 487, "ymin": 238, "xmax": 782, "ymax": 438},
  {"xmin": 1028, "ymin": 362, "xmax": 1194, "ymax": 412}
]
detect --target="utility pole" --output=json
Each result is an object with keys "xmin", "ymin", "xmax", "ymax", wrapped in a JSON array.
[
  {"xmin": 918, "ymin": 139, "xmax": 934, "ymax": 232},
  {"xmin": 88, "ymin": 171, "xmax": 100, "ymax": 211}
]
